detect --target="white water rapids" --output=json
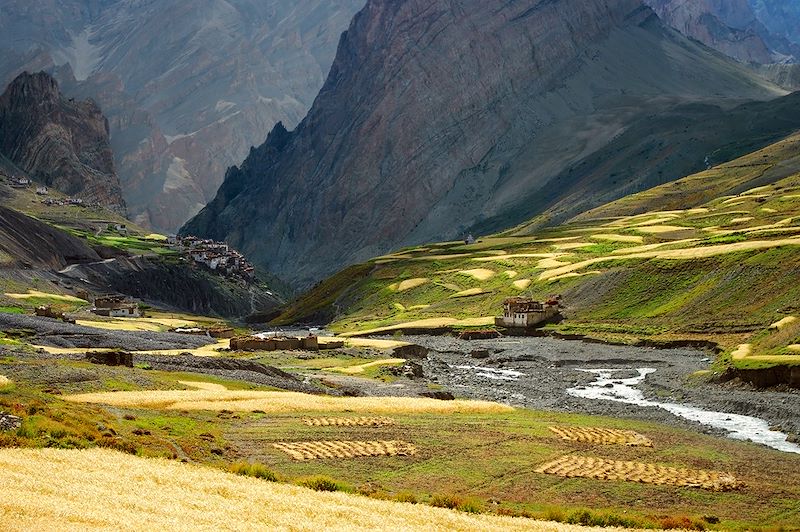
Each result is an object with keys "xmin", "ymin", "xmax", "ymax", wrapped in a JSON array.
[
  {"xmin": 567, "ymin": 368, "xmax": 800, "ymax": 454},
  {"xmin": 452, "ymin": 365, "xmax": 524, "ymax": 381}
]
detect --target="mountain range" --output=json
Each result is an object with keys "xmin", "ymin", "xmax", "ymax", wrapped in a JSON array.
[
  {"xmin": 0, "ymin": 0, "xmax": 364, "ymax": 232},
  {"xmin": 182, "ymin": 0, "xmax": 790, "ymax": 289}
]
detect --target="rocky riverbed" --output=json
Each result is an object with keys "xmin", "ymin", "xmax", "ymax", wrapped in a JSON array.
[{"xmin": 389, "ymin": 335, "xmax": 800, "ymax": 450}]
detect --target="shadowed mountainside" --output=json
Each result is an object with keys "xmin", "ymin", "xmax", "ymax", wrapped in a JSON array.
[{"xmin": 183, "ymin": 0, "xmax": 783, "ymax": 289}]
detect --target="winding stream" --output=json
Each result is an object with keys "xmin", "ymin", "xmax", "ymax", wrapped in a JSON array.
[{"xmin": 567, "ymin": 368, "xmax": 800, "ymax": 454}]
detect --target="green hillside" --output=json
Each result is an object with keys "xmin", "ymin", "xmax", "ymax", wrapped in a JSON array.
[{"xmin": 274, "ymin": 133, "xmax": 800, "ymax": 369}]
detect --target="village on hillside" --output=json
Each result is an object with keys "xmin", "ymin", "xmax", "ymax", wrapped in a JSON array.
[{"xmin": 167, "ymin": 235, "xmax": 256, "ymax": 283}]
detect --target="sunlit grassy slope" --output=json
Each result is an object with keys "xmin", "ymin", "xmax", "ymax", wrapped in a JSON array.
[{"xmin": 274, "ymin": 133, "xmax": 800, "ymax": 366}]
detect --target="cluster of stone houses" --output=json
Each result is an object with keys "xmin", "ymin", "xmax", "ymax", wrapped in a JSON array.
[
  {"xmin": 168, "ymin": 235, "xmax": 255, "ymax": 282},
  {"xmin": 495, "ymin": 296, "xmax": 561, "ymax": 328},
  {"xmin": 91, "ymin": 295, "xmax": 141, "ymax": 318},
  {"xmin": 41, "ymin": 197, "xmax": 87, "ymax": 207}
]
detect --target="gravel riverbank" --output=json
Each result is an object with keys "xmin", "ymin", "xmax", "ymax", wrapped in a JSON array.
[
  {"xmin": 0, "ymin": 313, "xmax": 214, "ymax": 351},
  {"xmin": 390, "ymin": 335, "xmax": 800, "ymax": 441}
]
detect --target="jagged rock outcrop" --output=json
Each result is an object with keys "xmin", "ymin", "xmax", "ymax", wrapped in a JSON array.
[
  {"xmin": 750, "ymin": 0, "xmax": 800, "ymax": 49},
  {"xmin": 0, "ymin": 0, "xmax": 364, "ymax": 232},
  {"xmin": 183, "ymin": 0, "xmax": 783, "ymax": 288},
  {"xmin": 0, "ymin": 71, "xmax": 125, "ymax": 211},
  {"xmin": 644, "ymin": 0, "xmax": 773, "ymax": 63},
  {"xmin": 643, "ymin": 0, "xmax": 800, "ymax": 64}
]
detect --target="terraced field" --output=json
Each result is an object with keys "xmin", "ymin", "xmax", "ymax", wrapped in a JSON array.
[{"xmin": 273, "ymin": 133, "xmax": 800, "ymax": 367}]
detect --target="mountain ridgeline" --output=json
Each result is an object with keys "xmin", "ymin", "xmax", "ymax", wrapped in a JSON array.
[
  {"xmin": 183, "ymin": 0, "xmax": 787, "ymax": 289},
  {"xmin": 0, "ymin": 71, "xmax": 125, "ymax": 212}
]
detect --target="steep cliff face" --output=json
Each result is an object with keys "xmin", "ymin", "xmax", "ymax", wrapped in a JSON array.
[
  {"xmin": 750, "ymin": 0, "xmax": 800, "ymax": 47},
  {"xmin": 644, "ymin": 0, "xmax": 772, "ymax": 63},
  {"xmin": 644, "ymin": 0, "xmax": 800, "ymax": 64},
  {"xmin": 0, "ymin": 0, "xmax": 365, "ymax": 232},
  {"xmin": 183, "ymin": 0, "xmax": 783, "ymax": 288},
  {"xmin": 0, "ymin": 72, "xmax": 125, "ymax": 211}
]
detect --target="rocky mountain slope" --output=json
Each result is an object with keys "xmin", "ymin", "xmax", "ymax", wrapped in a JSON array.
[
  {"xmin": 183, "ymin": 0, "xmax": 784, "ymax": 289},
  {"xmin": 750, "ymin": 0, "xmax": 800, "ymax": 48},
  {"xmin": 0, "ymin": 0, "xmax": 364, "ymax": 232},
  {"xmin": 274, "ymin": 131, "xmax": 800, "ymax": 373},
  {"xmin": 0, "ymin": 71, "xmax": 125, "ymax": 212},
  {"xmin": 643, "ymin": 0, "xmax": 773, "ymax": 63}
]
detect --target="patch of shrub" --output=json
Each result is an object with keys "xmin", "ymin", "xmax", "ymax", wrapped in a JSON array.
[
  {"xmin": 296, "ymin": 475, "xmax": 348, "ymax": 492},
  {"xmin": 660, "ymin": 515, "xmax": 706, "ymax": 530},
  {"xmin": 457, "ymin": 497, "xmax": 484, "ymax": 514},
  {"xmin": 394, "ymin": 491, "xmax": 418, "ymax": 504},
  {"xmin": 565, "ymin": 508, "xmax": 640, "ymax": 528},
  {"xmin": 430, "ymin": 493, "xmax": 462, "ymax": 510},
  {"xmin": 96, "ymin": 436, "xmax": 139, "ymax": 455},
  {"xmin": 430, "ymin": 493, "xmax": 484, "ymax": 513},
  {"xmin": 230, "ymin": 462, "xmax": 278, "ymax": 482}
]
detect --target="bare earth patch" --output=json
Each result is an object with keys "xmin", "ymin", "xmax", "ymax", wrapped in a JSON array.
[
  {"xmin": 769, "ymin": 316, "xmax": 797, "ymax": 330},
  {"xmin": 451, "ymin": 288, "xmax": 486, "ymax": 298},
  {"xmin": 301, "ymin": 417, "xmax": 396, "ymax": 427},
  {"xmin": 273, "ymin": 440, "xmax": 417, "ymax": 460},
  {"xmin": 590, "ymin": 234, "xmax": 643, "ymax": 243},
  {"xmin": 391, "ymin": 278, "xmax": 429, "ymax": 292},
  {"xmin": 340, "ymin": 317, "xmax": 495, "ymax": 336},
  {"xmin": 458, "ymin": 268, "xmax": 496, "ymax": 281},
  {"xmin": 535, "ymin": 455, "xmax": 741, "ymax": 491},
  {"xmin": 549, "ymin": 426, "xmax": 652, "ymax": 447},
  {"xmin": 513, "ymin": 279, "xmax": 532, "ymax": 290},
  {"xmin": 0, "ymin": 448, "xmax": 575, "ymax": 531},
  {"xmin": 4, "ymin": 290, "xmax": 87, "ymax": 303},
  {"xmin": 329, "ymin": 358, "xmax": 405, "ymax": 374}
]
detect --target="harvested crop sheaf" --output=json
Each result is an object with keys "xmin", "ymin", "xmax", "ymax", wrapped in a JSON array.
[
  {"xmin": 273, "ymin": 440, "xmax": 417, "ymax": 460},
  {"xmin": 0, "ymin": 375, "xmax": 9, "ymax": 386},
  {"xmin": 549, "ymin": 426, "xmax": 653, "ymax": 447},
  {"xmin": 535, "ymin": 455, "xmax": 742, "ymax": 491},
  {"xmin": 301, "ymin": 417, "xmax": 396, "ymax": 427},
  {"xmin": 63, "ymin": 385, "xmax": 513, "ymax": 414},
  {"xmin": 0, "ymin": 448, "xmax": 586, "ymax": 531}
]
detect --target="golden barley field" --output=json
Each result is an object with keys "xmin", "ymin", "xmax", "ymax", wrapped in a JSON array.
[
  {"xmin": 273, "ymin": 440, "xmax": 417, "ymax": 460},
  {"xmin": 301, "ymin": 417, "xmax": 395, "ymax": 427},
  {"xmin": 0, "ymin": 448, "xmax": 602, "ymax": 531},
  {"xmin": 63, "ymin": 384, "xmax": 513, "ymax": 415},
  {"xmin": 548, "ymin": 426, "xmax": 653, "ymax": 447},
  {"xmin": 535, "ymin": 455, "xmax": 741, "ymax": 491}
]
